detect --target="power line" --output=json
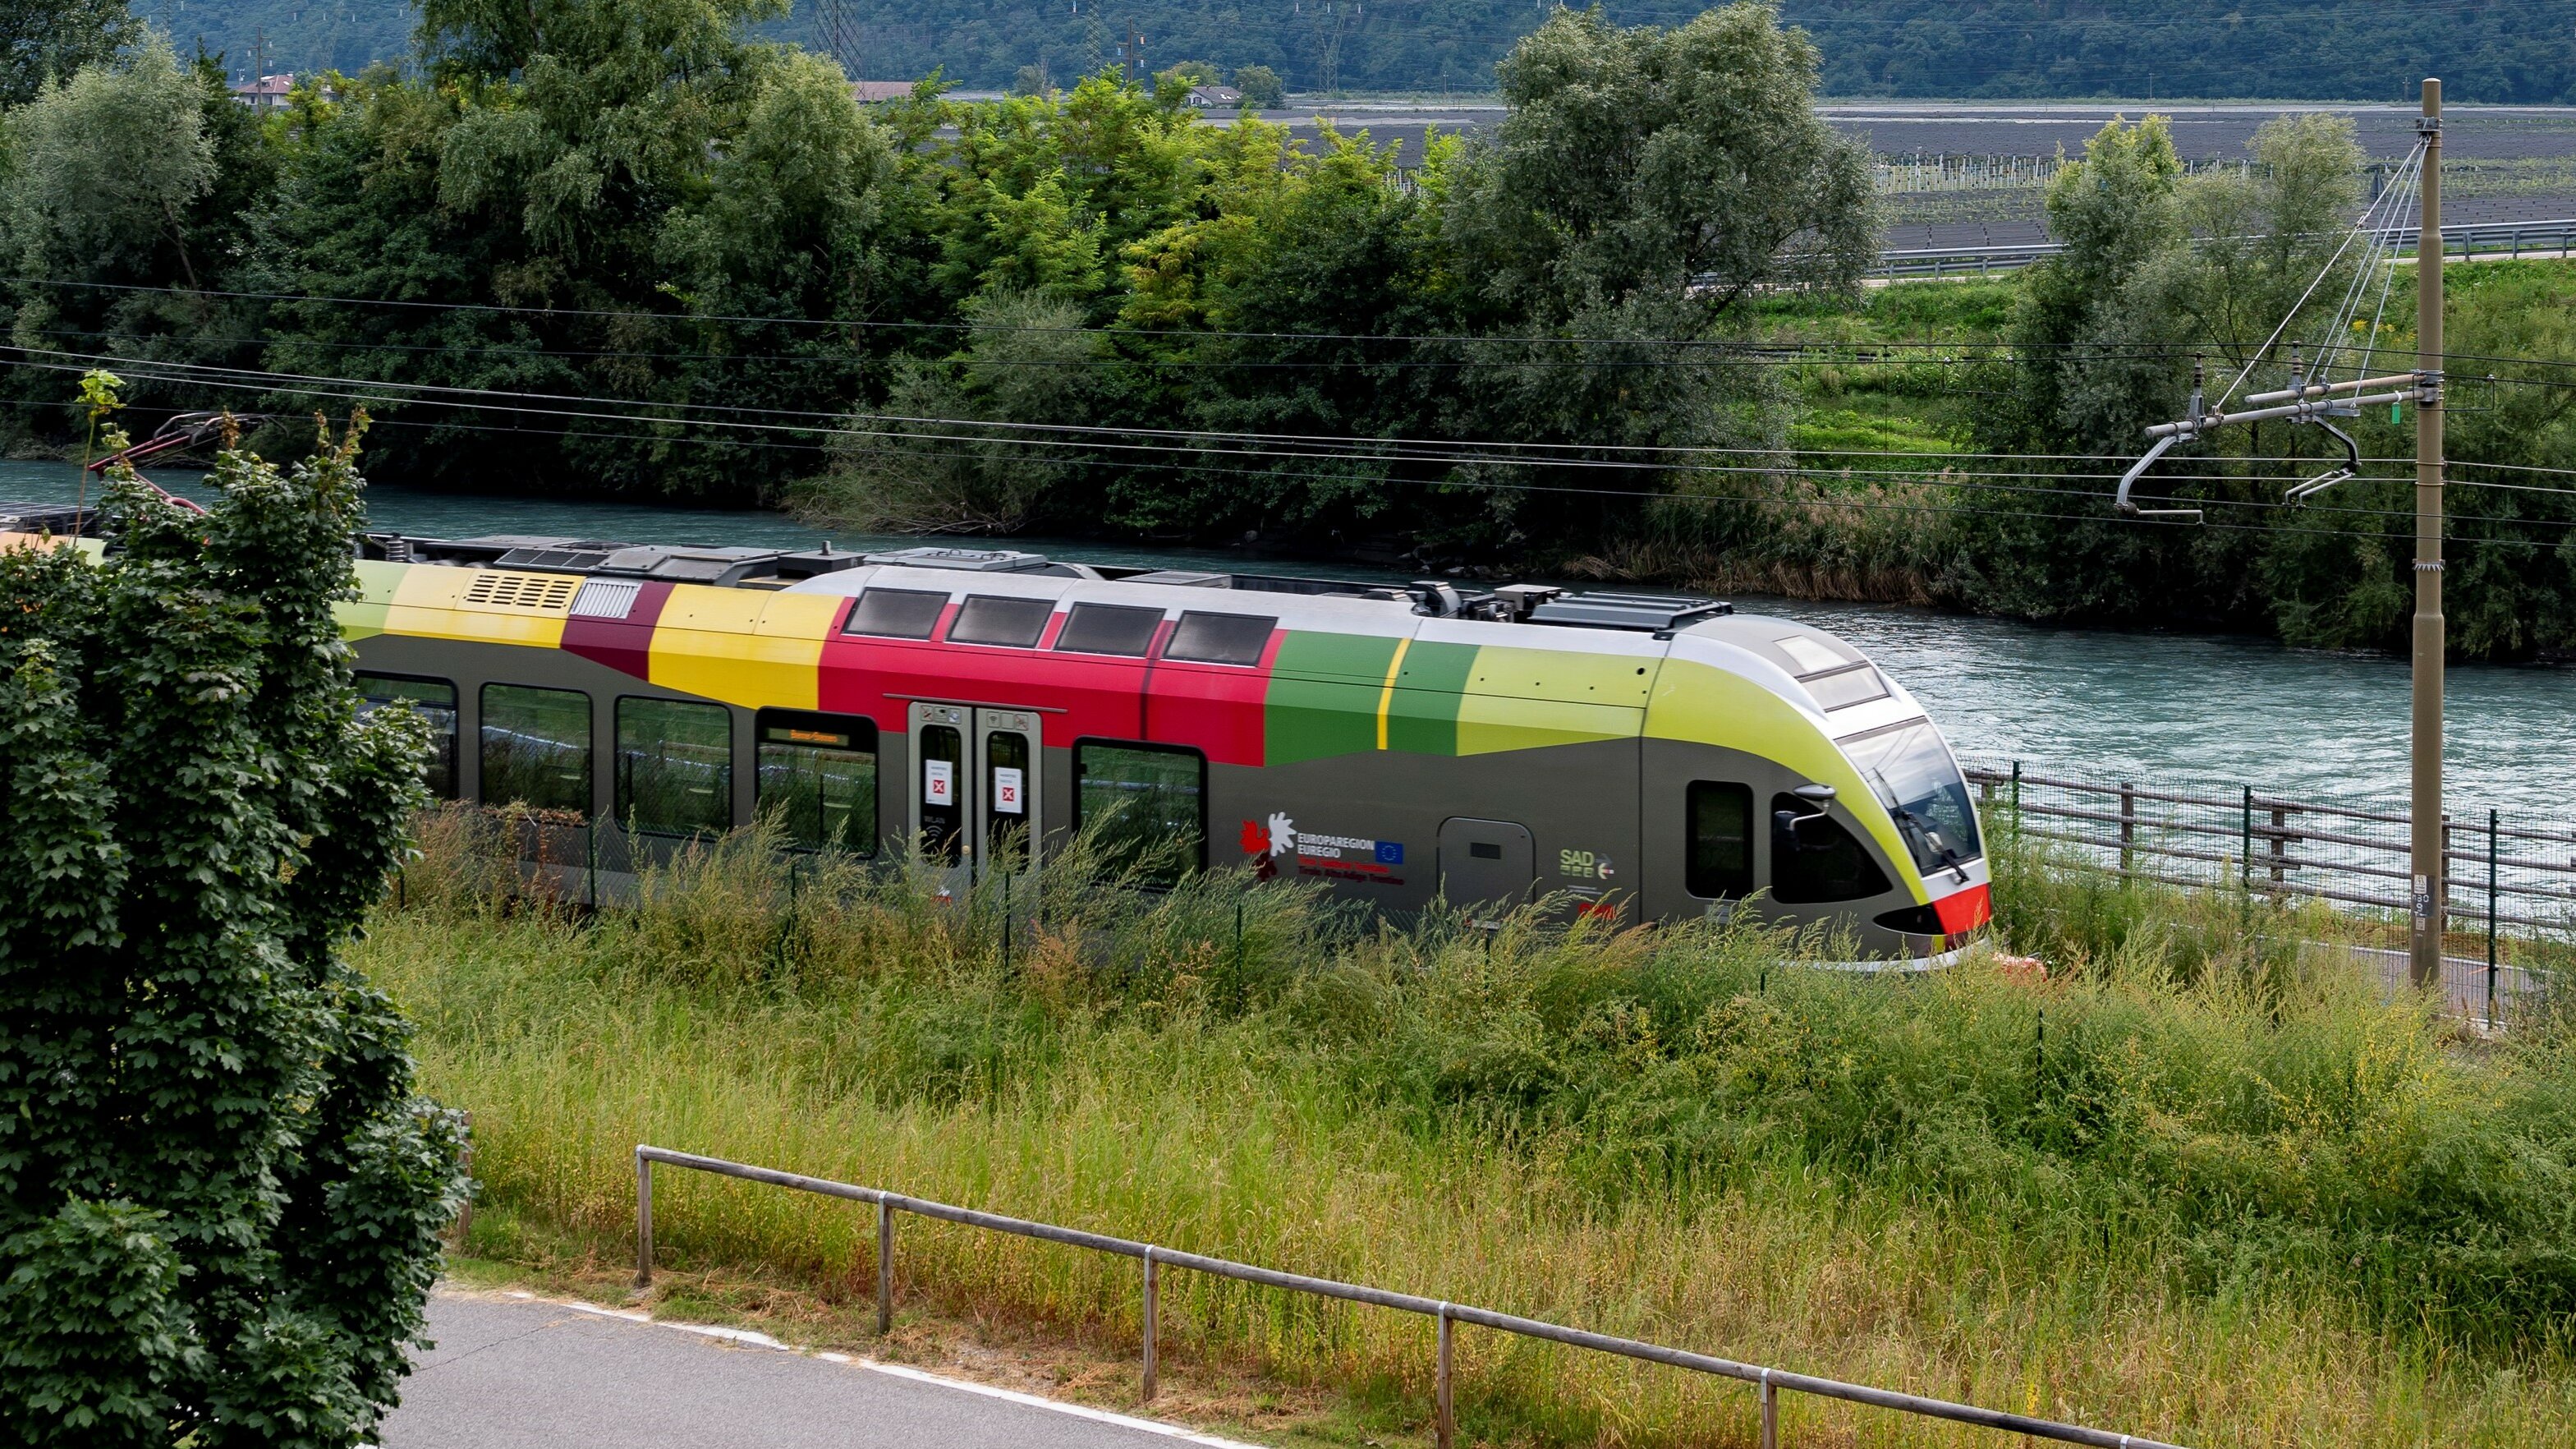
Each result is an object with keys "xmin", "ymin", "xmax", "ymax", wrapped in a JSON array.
[
  {"xmin": 15, "ymin": 347, "xmax": 2464, "ymax": 499},
  {"xmin": 41, "ymin": 352, "xmax": 2573, "ymax": 546}
]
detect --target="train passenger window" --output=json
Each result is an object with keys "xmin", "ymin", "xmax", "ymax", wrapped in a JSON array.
[
  {"xmin": 1163, "ymin": 612, "xmax": 1277, "ymax": 665},
  {"xmin": 755, "ymin": 710, "xmax": 879, "ymax": 855},
  {"xmin": 843, "ymin": 588, "xmax": 948, "ymax": 639},
  {"xmin": 1684, "ymin": 781, "xmax": 1754, "ymax": 898},
  {"xmin": 949, "ymin": 595, "xmax": 1054, "ymax": 648},
  {"xmin": 480, "ymin": 684, "xmax": 591, "ymax": 816},
  {"xmin": 616, "ymin": 697, "xmax": 732, "ymax": 837},
  {"xmin": 1054, "ymin": 604, "xmax": 1162, "ymax": 656},
  {"xmin": 356, "ymin": 672, "xmax": 457, "ymax": 798},
  {"xmin": 1074, "ymin": 740, "xmax": 1205, "ymax": 882},
  {"xmin": 1770, "ymin": 792, "xmax": 1891, "ymax": 904}
]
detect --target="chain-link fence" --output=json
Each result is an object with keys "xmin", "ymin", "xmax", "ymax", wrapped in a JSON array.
[{"xmin": 1965, "ymin": 759, "xmax": 2572, "ymax": 1025}]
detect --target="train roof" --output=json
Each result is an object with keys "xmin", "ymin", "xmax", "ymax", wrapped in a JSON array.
[
  {"xmin": 353, "ymin": 534, "xmax": 1745, "ymax": 637},
  {"xmin": 347, "ymin": 535, "xmax": 1919, "ymax": 734}
]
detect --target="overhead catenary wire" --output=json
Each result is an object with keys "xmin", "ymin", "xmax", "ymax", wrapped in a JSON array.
[
  {"xmin": 21, "ymin": 346, "xmax": 2510, "ymax": 514},
  {"xmin": 37, "ymin": 354, "xmax": 2569, "ymax": 550}
]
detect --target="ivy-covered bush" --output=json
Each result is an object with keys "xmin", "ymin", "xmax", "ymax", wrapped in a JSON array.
[{"xmin": 0, "ymin": 402, "xmax": 466, "ymax": 1447}]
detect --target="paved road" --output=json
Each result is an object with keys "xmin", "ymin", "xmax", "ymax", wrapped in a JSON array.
[{"xmin": 380, "ymin": 1291, "xmax": 1248, "ymax": 1449}]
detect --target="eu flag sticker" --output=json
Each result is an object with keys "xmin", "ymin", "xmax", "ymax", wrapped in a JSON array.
[{"xmin": 1375, "ymin": 841, "xmax": 1405, "ymax": 865}]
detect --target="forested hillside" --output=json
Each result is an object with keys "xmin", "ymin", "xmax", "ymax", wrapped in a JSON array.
[
  {"xmin": 152, "ymin": 0, "xmax": 2575, "ymax": 102},
  {"xmin": 14, "ymin": 0, "xmax": 2576, "ymax": 658}
]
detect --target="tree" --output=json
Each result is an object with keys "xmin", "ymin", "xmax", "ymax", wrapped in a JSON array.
[
  {"xmin": 2158, "ymin": 113, "xmax": 2366, "ymax": 381},
  {"xmin": 0, "ymin": 0, "xmax": 134, "ymax": 108},
  {"xmin": 0, "ymin": 392, "xmax": 467, "ymax": 1447},
  {"xmin": 1999, "ymin": 115, "xmax": 2191, "ymax": 455},
  {"xmin": 1231, "ymin": 62, "xmax": 1283, "ymax": 109},
  {"xmin": 1440, "ymin": 2, "xmax": 1877, "ymax": 326},
  {"xmin": 2, "ymin": 34, "xmax": 215, "ymax": 302}
]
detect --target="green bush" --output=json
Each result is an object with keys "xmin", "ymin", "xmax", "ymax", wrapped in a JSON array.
[{"xmin": 0, "ymin": 406, "xmax": 467, "ymax": 1447}]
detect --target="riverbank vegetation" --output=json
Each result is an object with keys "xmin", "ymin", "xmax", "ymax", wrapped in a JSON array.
[
  {"xmin": 8, "ymin": 2, "xmax": 2576, "ymax": 656},
  {"xmin": 370, "ymin": 812, "xmax": 2576, "ymax": 1447}
]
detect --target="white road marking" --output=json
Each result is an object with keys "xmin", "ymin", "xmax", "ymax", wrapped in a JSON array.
[{"xmin": 525, "ymin": 1294, "xmax": 1266, "ymax": 1449}]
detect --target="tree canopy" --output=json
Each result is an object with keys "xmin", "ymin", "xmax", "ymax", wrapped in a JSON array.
[{"xmin": 0, "ymin": 400, "xmax": 466, "ymax": 1446}]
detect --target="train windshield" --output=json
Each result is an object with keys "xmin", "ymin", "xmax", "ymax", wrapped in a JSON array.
[{"xmin": 1842, "ymin": 720, "xmax": 1982, "ymax": 873}]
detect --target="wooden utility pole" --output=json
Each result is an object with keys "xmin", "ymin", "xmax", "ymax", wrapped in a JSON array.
[{"xmin": 2409, "ymin": 77, "xmax": 2446, "ymax": 988}]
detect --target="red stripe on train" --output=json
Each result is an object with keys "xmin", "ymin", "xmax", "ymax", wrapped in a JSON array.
[{"xmin": 1932, "ymin": 883, "xmax": 1993, "ymax": 934}]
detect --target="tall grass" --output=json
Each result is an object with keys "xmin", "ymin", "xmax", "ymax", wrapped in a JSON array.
[{"xmin": 365, "ymin": 814, "xmax": 2576, "ymax": 1447}]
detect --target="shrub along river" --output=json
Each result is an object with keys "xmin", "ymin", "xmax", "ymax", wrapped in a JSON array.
[{"xmin": 11, "ymin": 459, "xmax": 2573, "ymax": 821}]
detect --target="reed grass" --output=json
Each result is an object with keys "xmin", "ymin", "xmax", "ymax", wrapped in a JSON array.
[{"xmin": 364, "ymin": 812, "xmax": 2576, "ymax": 1447}]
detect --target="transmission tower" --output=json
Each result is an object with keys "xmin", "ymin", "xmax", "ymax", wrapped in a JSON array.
[{"xmin": 815, "ymin": 0, "xmax": 860, "ymax": 76}]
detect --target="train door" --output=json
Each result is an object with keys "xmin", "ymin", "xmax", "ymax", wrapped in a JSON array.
[
  {"xmin": 907, "ymin": 702, "xmax": 1045, "ymax": 895},
  {"xmin": 1437, "ymin": 817, "xmax": 1535, "ymax": 927},
  {"xmin": 976, "ymin": 708, "xmax": 1043, "ymax": 880}
]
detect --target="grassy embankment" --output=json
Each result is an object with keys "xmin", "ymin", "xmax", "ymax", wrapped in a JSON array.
[{"xmin": 371, "ymin": 811, "xmax": 2576, "ymax": 1447}]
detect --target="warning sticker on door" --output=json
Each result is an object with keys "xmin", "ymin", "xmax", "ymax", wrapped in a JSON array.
[
  {"xmin": 925, "ymin": 758, "xmax": 954, "ymax": 806},
  {"xmin": 993, "ymin": 766, "xmax": 1024, "ymax": 815}
]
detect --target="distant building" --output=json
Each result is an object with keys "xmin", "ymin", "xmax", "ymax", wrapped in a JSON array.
[
  {"xmin": 1186, "ymin": 84, "xmax": 1242, "ymax": 108},
  {"xmin": 850, "ymin": 80, "xmax": 918, "ymax": 102},
  {"xmin": 232, "ymin": 73, "xmax": 296, "ymax": 110}
]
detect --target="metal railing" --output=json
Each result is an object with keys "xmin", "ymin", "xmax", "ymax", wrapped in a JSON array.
[
  {"xmin": 1967, "ymin": 761, "xmax": 2572, "ymax": 1025},
  {"xmin": 631, "ymin": 1144, "xmax": 2189, "ymax": 1449},
  {"xmin": 1876, "ymin": 216, "xmax": 2576, "ymax": 278}
]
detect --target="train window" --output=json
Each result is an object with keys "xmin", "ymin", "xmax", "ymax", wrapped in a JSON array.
[
  {"xmin": 480, "ymin": 683, "xmax": 591, "ymax": 816},
  {"xmin": 616, "ymin": 697, "xmax": 732, "ymax": 837},
  {"xmin": 1804, "ymin": 663, "xmax": 1890, "ymax": 711},
  {"xmin": 356, "ymin": 672, "xmax": 458, "ymax": 798},
  {"xmin": 1074, "ymin": 740, "xmax": 1205, "ymax": 882},
  {"xmin": 1163, "ymin": 612, "xmax": 1277, "ymax": 665},
  {"xmin": 1054, "ymin": 604, "xmax": 1162, "ymax": 656},
  {"xmin": 949, "ymin": 595, "xmax": 1054, "ymax": 648},
  {"xmin": 1841, "ymin": 719, "xmax": 1983, "ymax": 870},
  {"xmin": 1770, "ymin": 792, "xmax": 1891, "ymax": 904},
  {"xmin": 918, "ymin": 724, "xmax": 965, "ymax": 863},
  {"xmin": 755, "ymin": 710, "xmax": 879, "ymax": 855},
  {"xmin": 1684, "ymin": 781, "xmax": 1755, "ymax": 898},
  {"xmin": 843, "ymin": 588, "xmax": 948, "ymax": 639}
]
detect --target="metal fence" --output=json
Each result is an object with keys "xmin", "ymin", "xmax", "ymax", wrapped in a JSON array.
[
  {"xmin": 1966, "ymin": 761, "xmax": 2572, "ymax": 1024},
  {"xmin": 1876, "ymin": 216, "xmax": 2576, "ymax": 278},
  {"xmin": 630, "ymin": 1144, "xmax": 2189, "ymax": 1449}
]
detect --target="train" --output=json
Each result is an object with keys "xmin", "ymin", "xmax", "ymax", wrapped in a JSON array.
[{"xmin": 315, "ymin": 531, "xmax": 1993, "ymax": 963}]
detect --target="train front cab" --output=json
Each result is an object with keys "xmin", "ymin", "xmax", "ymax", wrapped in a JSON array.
[{"xmin": 1641, "ymin": 617, "xmax": 1991, "ymax": 964}]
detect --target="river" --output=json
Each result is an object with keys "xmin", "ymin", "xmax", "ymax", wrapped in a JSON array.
[{"xmin": 10, "ymin": 458, "xmax": 2571, "ymax": 818}]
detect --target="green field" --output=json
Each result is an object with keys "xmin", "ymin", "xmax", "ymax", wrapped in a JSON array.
[{"xmin": 371, "ymin": 814, "xmax": 2576, "ymax": 1447}]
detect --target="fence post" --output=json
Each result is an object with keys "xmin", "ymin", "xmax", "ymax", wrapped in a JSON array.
[
  {"xmin": 2010, "ymin": 760, "xmax": 2022, "ymax": 815},
  {"xmin": 2118, "ymin": 783, "xmax": 2135, "ymax": 876},
  {"xmin": 1141, "ymin": 1246, "xmax": 1159, "ymax": 1401},
  {"xmin": 1761, "ymin": 1368, "xmax": 1779, "ymax": 1449},
  {"xmin": 1435, "ymin": 1304, "xmax": 1455, "ymax": 1449},
  {"xmin": 876, "ymin": 1200, "xmax": 895, "ymax": 1335},
  {"xmin": 2271, "ymin": 803, "xmax": 2289, "ymax": 886},
  {"xmin": 452, "ymin": 1110, "xmax": 474, "ymax": 1249},
  {"xmin": 2240, "ymin": 787, "xmax": 2254, "ymax": 901},
  {"xmin": 634, "ymin": 1148, "xmax": 653, "ymax": 1290},
  {"xmin": 2488, "ymin": 807, "xmax": 2500, "ymax": 1029}
]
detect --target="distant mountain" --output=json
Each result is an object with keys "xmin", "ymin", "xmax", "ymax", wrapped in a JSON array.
[
  {"xmin": 143, "ymin": 0, "xmax": 411, "ymax": 82},
  {"xmin": 138, "ymin": 0, "xmax": 2576, "ymax": 104}
]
